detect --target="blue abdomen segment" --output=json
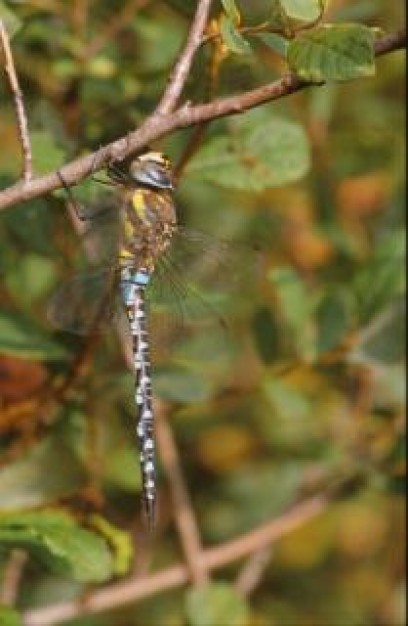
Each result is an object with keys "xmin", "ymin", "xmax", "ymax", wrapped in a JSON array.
[
  {"xmin": 121, "ymin": 268, "xmax": 151, "ymax": 304},
  {"xmin": 134, "ymin": 269, "xmax": 151, "ymax": 286}
]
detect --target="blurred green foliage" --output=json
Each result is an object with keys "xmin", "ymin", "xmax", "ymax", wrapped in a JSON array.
[
  {"xmin": 0, "ymin": 1, "xmax": 405, "ymax": 625},
  {"xmin": 186, "ymin": 583, "xmax": 249, "ymax": 626}
]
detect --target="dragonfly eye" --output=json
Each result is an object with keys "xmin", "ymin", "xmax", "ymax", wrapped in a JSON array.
[{"xmin": 129, "ymin": 157, "xmax": 174, "ymax": 191}]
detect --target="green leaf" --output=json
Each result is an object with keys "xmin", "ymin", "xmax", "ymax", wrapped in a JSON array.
[
  {"xmin": 333, "ymin": 0, "xmax": 382, "ymax": 22},
  {"xmin": 222, "ymin": 461, "xmax": 304, "ymax": 518},
  {"xmin": 280, "ymin": 0, "xmax": 323, "ymax": 21},
  {"xmin": 369, "ymin": 365, "xmax": 405, "ymax": 410},
  {"xmin": 31, "ymin": 130, "xmax": 66, "ymax": 174},
  {"xmin": 185, "ymin": 582, "xmax": 249, "ymax": 626},
  {"xmin": 104, "ymin": 445, "xmax": 141, "ymax": 492},
  {"xmin": 0, "ymin": 311, "xmax": 67, "ymax": 361},
  {"xmin": 0, "ymin": 606, "xmax": 22, "ymax": 626},
  {"xmin": 202, "ymin": 460, "xmax": 306, "ymax": 540},
  {"xmin": 316, "ymin": 288, "xmax": 352, "ymax": 353},
  {"xmin": 352, "ymin": 231, "xmax": 405, "ymax": 324},
  {"xmin": 262, "ymin": 378, "xmax": 311, "ymax": 432},
  {"xmin": 258, "ymin": 32, "xmax": 290, "ymax": 57},
  {"xmin": 186, "ymin": 111, "xmax": 310, "ymax": 190},
  {"xmin": 269, "ymin": 0, "xmax": 293, "ymax": 34},
  {"xmin": 357, "ymin": 299, "xmax": 405, "ymax": 364},
  {"xmin": 220, "ymin": 0, "xmax": 240, "ymax": 24},
  {"xmin": 308, "ymin": 82, "xmax": 336, "ymax": 123},
  {"xmin": 89, "ymin": 515, "xmax": 133, "ymax": 576},
  {"xmin": 0, "ymin": 2, "xmax": 22, "ymax": 38},
  {"xmin": 252, "ymin": 306, "xmax": 280, "ymax": 364},
  {"xmin": 163, "ymin": 0, "xmax": 197, "ymax": 16},
  {"xmin": 154, "ymin": 365, "xmax": 214, "ymax": 403},
  {"xmin": 0, "ymin": 511, "xmax": 113, "ymax": 582},
  {"xmin": 257, "ymin": 378, "xmax": 327, "ymax": 450},
  {"xmin": 86, "ymin": 55, "xmax": 116, "ymax": 79},
  {"xmin": 271, "ymin": 267, "xmax": 310, "ymax": 329},
  {"xmin": 132, "ymin": 13, "xmax": 185, "ymax": 74},
  {"xmin": 2, "ymin": 198, "xmax": 56, "ymax": 256},
  {"xmin": 0, "ymin": 435, "xmax": 86, "ymax": 511},
  {"xmin": 5, "ymin": 253, "xmax": 57, "ymax": 305},
  {"xmin": 269, "ymin": 267, "xmax": 313, "ymax": 358},
  {"xmin": 287, "ymin": 24, "xmax": 375, "ymax": 82},
  {"xmin": 219, "ymin": 14, "xmax": 251, "ymax": 55},
  {"xmin": 171, "ymin": 325, "xmax": 235, "ymax": 374}
]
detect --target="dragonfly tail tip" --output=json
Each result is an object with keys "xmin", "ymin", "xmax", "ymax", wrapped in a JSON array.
[{"xmin": 143, "ymin": 498, "xmax": 156, "ymax": 532}]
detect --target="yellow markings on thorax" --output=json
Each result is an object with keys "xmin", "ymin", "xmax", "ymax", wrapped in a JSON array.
[
  {"xmin": 120, "ymin": 209, "xmax": 134, "ymax": 259},
  {"xmin": 132, "ymin": 189, "xmax": 149, "ymax": 224},
  {"xmin": 120, "ymin": 189, "xmax": 151, "ymax": 261},
  {"xmin": 119, "ymin": 243, "xmax": 133, "ymax": 259}
]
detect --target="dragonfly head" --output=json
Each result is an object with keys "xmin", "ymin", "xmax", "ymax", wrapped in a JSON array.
[{"xmin": 127, "ymin": 151, "xmax": 175, "ymax": 191}]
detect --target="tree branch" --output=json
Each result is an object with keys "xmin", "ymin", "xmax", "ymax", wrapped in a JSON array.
[
  {"xmin": 23, "ymin": 494, "xmax": 327, "ymax": 626},
  {"xmin": 373, "ymin": 28, "xmax": 407, "ymax": 57},
  {"xmin": 0, "ymin": 19, "xmax": 33, "ymax": 182},
  {"xmin": 0, "ymin": 28, "xmax": 405, "ymax": 212},
  {"xmin": 0, "ymin": 549, "xmax": 27, "ymax": 605},
  {"xmin": 234, "ymin": 547, "xmax": 272, "ymax": 597},
  {"xmin": 155, "ymin": 0, "xmax": 213, "ymax": 115},
  {"xmin": 155, "ymin": 401, "xmax": 209, "ymax": 586}
]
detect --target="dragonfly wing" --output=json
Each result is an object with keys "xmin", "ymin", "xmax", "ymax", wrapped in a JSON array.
[
  {"xmin": 142, "ymin": 227, "xmax": 260, "ymax": 370},
  {"xmin": 148, "ymin": 227, "xmax": 258, "ymax": 323},
  {"xmin": 81, "ymin": 205, "xmax": 122, "ymax": 266},
  {"xmin": 47, "ymin": 270, "xmax": 122, "ymax": 334}
]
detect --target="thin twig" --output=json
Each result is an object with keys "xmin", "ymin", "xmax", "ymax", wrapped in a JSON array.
[
  {"xmin": 354, "ymin": 302, "xmax": 403, "ymax": 349},
  {"xmin": 234, "ymin": 547, "xmax": 273, "ymax": 597},
  {"xmin": 23, "ymin": 494, "xmax": 327, "ymax": 626},
  {"xmin": 0, "ymin": 19, "xmax": 33, "ymax": 182},
  {"xmin": 155, "ymin": 0, "xmax": 213, "ymax": 115},
  {"xmin": 174, "ymin": 28, "xmax": 224, "ymax": 180},
  {"xmin": 174, "ymin": 120, "xmax": 210, "ymax": 181},
  {"xmin": 0, "ymin": 549, "xmax": 28, "ymax": 605},
  {"xmin": 155, "ymin": 400, "xmax": 209, "ymax": 586},
  {"xmin": 375, "ymin": 28, "xmax": 407, "ymax": 56},
  {"xmin": 86, "ymin": 0, "xmax": 150, "ymax": 58},
  {"xmin": 202, "ymin": 21, "xmax": 272, "ymax": 45},
  {"xmin": 292, "ymin": 0, "xmax": 326, "ymax": 34},
  {"xmin": 206, "ymin": 495, "xmax": 327, "ymax": 568},
  {"xmin": 0, "ymin": 28, "xmax": 405, "ymax": 212}
]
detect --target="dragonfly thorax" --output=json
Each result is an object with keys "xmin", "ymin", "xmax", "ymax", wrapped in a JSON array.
[{"xmin": 119, "ymin": 187, "xmax": 177, "ymax": 271}]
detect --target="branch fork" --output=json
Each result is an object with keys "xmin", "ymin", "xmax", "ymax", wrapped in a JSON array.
[{"xmin": 0, "ymin": 25, "xmax": 405, "ymax": 211}]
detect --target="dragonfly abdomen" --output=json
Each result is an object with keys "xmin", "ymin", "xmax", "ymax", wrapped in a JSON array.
[{"xmin": 121, "ymin": 266, "xmax": 156, "ymax": 528}]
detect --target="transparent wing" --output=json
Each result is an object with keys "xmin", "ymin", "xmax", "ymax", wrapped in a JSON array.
[
  {"xmin": 47, "ymin": 269, "xmax": 123, "ymax": 334},
  {"xmin": 80, "ymin": 203, "xmax": 122, "ymax": 266},
  {"xmin": 141, "ymin": 227, "xmax": 259, "ymax": 368},
  {"xmin": 48, "ymin": 228, "xmax": 259, "ymax": 339},
  {"xmin": 148, "ymin": 226, "xmax": 258, "ymax": 323}
]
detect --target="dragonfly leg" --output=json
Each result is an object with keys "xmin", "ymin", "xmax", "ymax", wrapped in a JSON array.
[
  {"xmin": 57, "ymin": 169, "xmax": 88, "ymax": 221},
  {"xmin": 106, "ymin": 160, "xmax": 132, "ymax": 185},
  {"xmin": 57, "ymin": 168, "xmax": 120, "ymax": 222}
]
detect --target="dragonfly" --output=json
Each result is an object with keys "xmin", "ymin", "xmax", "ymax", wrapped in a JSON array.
[{"xmin": 49, "ymin": 151, "xmax": 254, "ymax": 528}]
